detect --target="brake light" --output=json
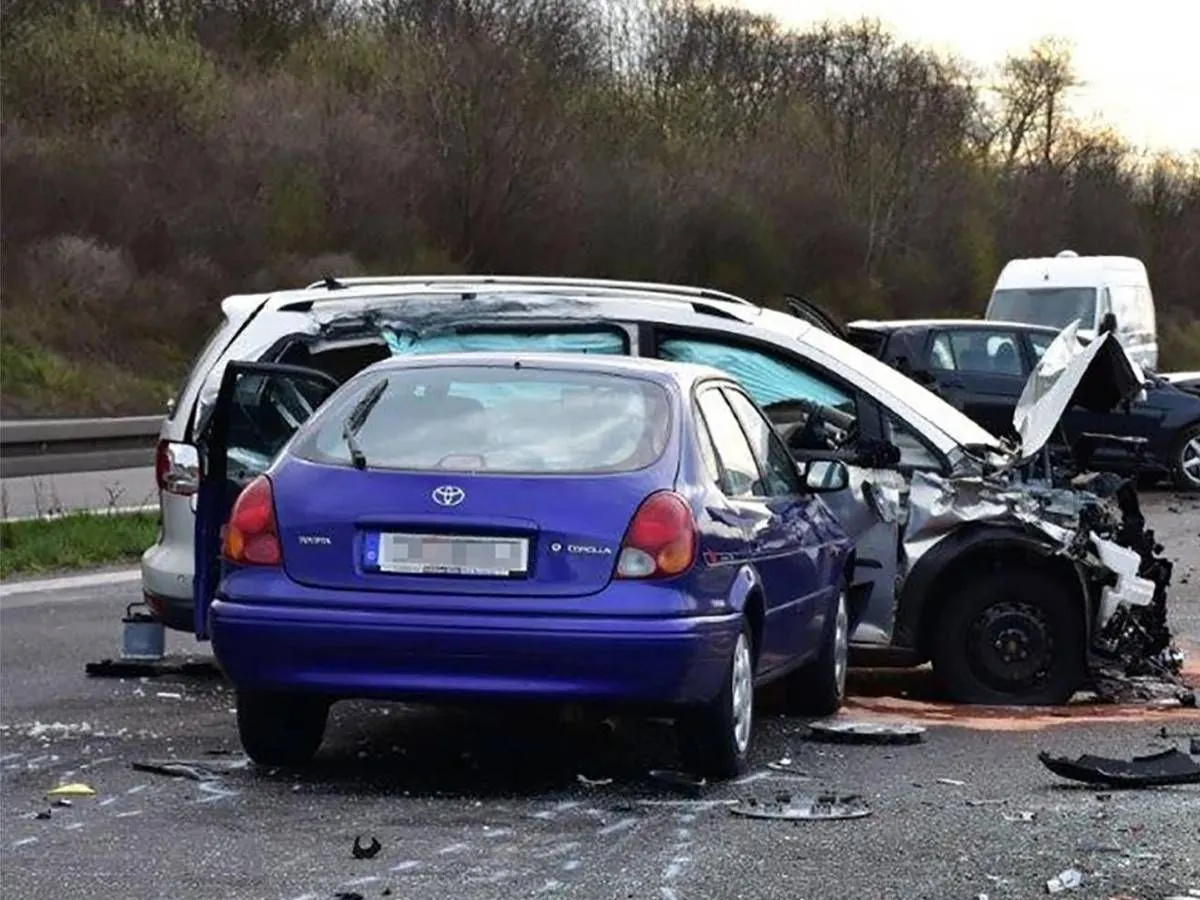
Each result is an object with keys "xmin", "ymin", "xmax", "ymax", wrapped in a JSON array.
[
  {"xmin": 154, "ymin": 439, "xmax": 170, "ymax": 490},
  {"xmin": 221, "ymin": 476, "xmax": 281, "ymax": 566},
  {"xmin": 616, "ymin": 491, "xmax": 697, "ymax": 579}
]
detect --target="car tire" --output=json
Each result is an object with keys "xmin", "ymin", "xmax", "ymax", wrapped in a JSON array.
[
  {"xmin": 677, "ymin": 620, "xmax": 754, "ymax": 780},
  {"xmin": 931, "ymin": 569, "xmax": 1086, "ymax": 706},
  {"xmin": 1169, "ymin": 424, "xmax": 1200, "ymax": 492},
  {"xmin": 236, "ymin": 691, "xmax": 329, "ymax": 767},
  {"xmin": 785, "ymin": 585, "xmax": 849, "ymax": 716}
]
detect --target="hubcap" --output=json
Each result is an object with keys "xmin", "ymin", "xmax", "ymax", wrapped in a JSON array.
[
  {"xmin": 731, "ymin": 633, "xmax": 754, "ymax": 755},
  {"xmin": 1181, "ymin": 435, "xmax": 1200, "ymax": 487},
  {"xmin": 833, "ymin": 590, "xmax": 849, "ymax": 698},
  {"xmin": 968, "ymin": 601, "xmax": 1054, "ymax": 693}
]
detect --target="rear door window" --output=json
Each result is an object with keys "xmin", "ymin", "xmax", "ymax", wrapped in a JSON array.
[
  {"xmin": 695, "ymin": 387, "xmax": 763, "ymax": 498},
  {"xmin": 721, "ymin": 388, "xmax": 803, "ymax": 496}
]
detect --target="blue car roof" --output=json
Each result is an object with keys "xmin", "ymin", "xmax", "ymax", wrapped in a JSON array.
[{"xmin": 356, "ymin": 350, "xmax": 729, "ymax": 391}]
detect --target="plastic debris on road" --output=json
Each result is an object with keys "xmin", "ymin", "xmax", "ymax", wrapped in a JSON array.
[
  {"xmin": 807, "ymin": 719, "xmax": 926, "ymax": 745},
  {"xmin": 1038, "ymin": 747, "xmax": 1200, "ymax": 787},
  {"xmin": 730, "ymin": 792, "xmax": 871, "ymax": 821},
  {"xmin": 46, "ymin": 783, "xmax": 96, "ymax": 798},
  {"xmin": 352, "ymin": 836, "xmax": 382, "ymax": 860},
  {"xmin": 1046, "ymin": 868, "xmax": 1083, "ymax": 893}
]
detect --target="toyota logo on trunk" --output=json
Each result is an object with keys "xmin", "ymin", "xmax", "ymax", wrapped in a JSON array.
[{"xmin": 431, "ymin": 485, "xmax": 466, "ymax": 507}]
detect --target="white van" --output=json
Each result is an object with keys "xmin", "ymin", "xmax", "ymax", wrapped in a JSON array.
[{"xmin": 984, "ymin": 251, "xmax": 1158, "ymax": 370}]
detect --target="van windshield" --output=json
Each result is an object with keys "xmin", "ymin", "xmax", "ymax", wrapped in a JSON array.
[{"xmin": 986, "ymin": 287, "xmax": 1097, "ymax": 331}]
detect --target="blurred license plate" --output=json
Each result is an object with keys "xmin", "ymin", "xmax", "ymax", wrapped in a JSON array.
[{"xmin": 374, "ymin": 532, "xmax": 529, "ymax": 577}]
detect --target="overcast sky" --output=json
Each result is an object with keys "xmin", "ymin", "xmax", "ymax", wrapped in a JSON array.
[{"xmin": 730, "ymin": 0, "xmax": 1199, "ymax": 154}]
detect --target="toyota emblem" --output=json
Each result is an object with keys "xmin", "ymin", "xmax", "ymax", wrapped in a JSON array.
[{"xmin": 431, "ymin": 485, "xmax": 466, "ymax": 507}]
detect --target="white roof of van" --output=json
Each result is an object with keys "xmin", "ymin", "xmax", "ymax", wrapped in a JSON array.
[{"xmin": 994, "ymin": 254, "xmax": 1148, "ymax": 289}]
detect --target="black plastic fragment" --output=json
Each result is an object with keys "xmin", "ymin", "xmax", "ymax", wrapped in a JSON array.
[
  {"xmin": 1038, "ymin": 748, "xmax": 1200, "ymax": 788},
  {"xmin": 807, "ymin": 720, "xmax": 926, "ymax": 745},
  {"xmin": 731, "ymin": 792, "xmax": 871, "ymax": 821},
  {"xmin": 647, "ymin": 769, "xmax": 706, "ymax": 797},
  {"xmin": 85, "ymin": 659, "xmax": 221, "ymax": 679},
  {"xmin": 352, "ymin": 836, "xmax": 382, "ymax": 860},
  {"xmin": 333, "ymin": 893, "xmax": 364, "ymax": 900}
]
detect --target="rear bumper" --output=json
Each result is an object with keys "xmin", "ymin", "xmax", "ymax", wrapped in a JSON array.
[
  {"xmin": 210, "ymin": 597, "xmax": 741, "ymax": 706},
  {"xmin": 140, "ymin": 540, "xmax": 194, "ymax": 632}
]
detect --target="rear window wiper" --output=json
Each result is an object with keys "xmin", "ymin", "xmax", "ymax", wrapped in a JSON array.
[{"xmin": 342, "ymin": 378, "xmax": 388, "ymax": 470}]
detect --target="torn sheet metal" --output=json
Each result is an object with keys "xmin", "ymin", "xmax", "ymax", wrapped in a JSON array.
[
  {"xmin": 902, "ymin": 464, "xmax": 1184, "ymax": 700},
  {"xmin": 1013, "ymin": 320, "xmax": 1145, "ymax": 462},
  {"xmin": 1038, "ymin": 748, "xmax": 1200, "ymax": 787},
  {"xmin": 730, "ymin": 793, "xmax": 871, "ymax": 821}
]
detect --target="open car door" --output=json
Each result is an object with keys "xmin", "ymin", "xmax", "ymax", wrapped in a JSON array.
[{"xmin": 193, "ymin": 361, "xmax": 341, "ymax": 639}]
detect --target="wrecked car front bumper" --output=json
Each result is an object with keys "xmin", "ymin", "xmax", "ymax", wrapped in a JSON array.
[{"xmin": 904, "ymin": 469, "xmax": 1186, "ymax": 702}]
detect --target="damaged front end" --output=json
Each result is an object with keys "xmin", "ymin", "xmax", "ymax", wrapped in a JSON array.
[{"xmin": 905, "ymin": 321, "xmax": 1189, "ymax": 705}]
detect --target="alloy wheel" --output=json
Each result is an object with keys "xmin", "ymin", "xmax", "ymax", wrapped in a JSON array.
[{"xmin": 730, "ymin": 633, "xmax": 754, "ymax": 755}]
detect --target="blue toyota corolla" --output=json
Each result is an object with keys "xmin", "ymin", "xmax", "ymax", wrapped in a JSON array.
[{"xmin": 201, "ymin": 352, "xmax": 855, "ymax": 779}]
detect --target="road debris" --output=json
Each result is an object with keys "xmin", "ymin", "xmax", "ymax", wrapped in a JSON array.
[
  {"xmin": 131, "ymin": 758, "xmax": 249, "ymax": 781},
  {"xmin": 84, "ymin": 659, "xmax": 221, "ymax": 679},
  {"xmin": 766, "ymin": 759, "xmax": 811, "ymax": 776},
  {"xmin": 576, "ymin": 774, "xmax": 613, "ymax": 787},
  {"xmin": 730, "ymin": 793, "xmax": 871, "ymax": 821},
  {"xmin": 34, "ymin": 809, "xmax": 51, "ymax": 820},
  {"xmin": 46, "ymin": 783, "xmax": 96, "ymax": 798},
  {"xmin": 937, "ymin": 778, "xmax": 966, "ymax": 786},
  {"xmin": 806, "ymin": 720, "xmax": 926, "ymax": 745},
  {"xmin": 1046, "ymin": 868, "xmax": 1083, "ymax": 893},
  {"xmin": 1003, "ymin": 810, "xmax": 1037, "ymax": 822},
  {"xmin": 352, "ymin": 836, "xmax": 382, "ymax": 860},
  {"xmin": 1038, "ymin": 747, "xmax": 1200, "ymax": 788}
]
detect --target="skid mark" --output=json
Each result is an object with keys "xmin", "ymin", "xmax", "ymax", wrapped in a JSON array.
[
  {"xmin": 438, "ymin": 842, "xmax": 470, "ymax": 855},
  {"xmin": 11, "ymin": 837, "xmax": 39, "ymax": 849},
  {"xmin": 390, "ymin": 860, "xmax": 421, "ymax": 872},
  {"xmin": 342, "ymin": 876, "xmax": 380, "ymax": 887}
]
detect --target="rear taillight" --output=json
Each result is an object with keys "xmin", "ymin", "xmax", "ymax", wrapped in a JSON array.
[
  {"xmin": 155, "ymin": 439, "xmax": 200, "ymax": 496},
  {"xmin": 221, "ymin": 475, "xmax": 281, "ymax": 566},
  {"xmin": 616, "ymin": 491, "xmax": 697, "ymax": 579}
]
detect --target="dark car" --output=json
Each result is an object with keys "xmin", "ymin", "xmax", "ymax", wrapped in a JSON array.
[{"xmin": 844, "ymin": 318, "xmax": 1200, "ymax": 491}]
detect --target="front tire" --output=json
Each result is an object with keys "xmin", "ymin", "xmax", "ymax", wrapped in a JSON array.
[
  {"xmin": 236, "ymin": 691, "xmax": 329, "ymax": 767},
  {"xmin": 1169, "ymin": 424, "xmax": 1200, "ymax": 491},
  {"xmin": 677, "ymin": 621, "xmax": 754, "ymax": 780},
  {"xmin": 785, "ymin": 586, "xmax": 849, "ymax": 716},
  {"xmin": 931, "ymin": 569, "xmax": 1086, "ymax": 706}
]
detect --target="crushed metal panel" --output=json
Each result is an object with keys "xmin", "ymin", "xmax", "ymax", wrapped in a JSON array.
[
  {"xmin": 1013, "ymin": 321, "xmax": 1145, "ymax": 462},
  {"xmin": 1038, "ymin": 748, "xmax": 1200, "ymax": 788}
]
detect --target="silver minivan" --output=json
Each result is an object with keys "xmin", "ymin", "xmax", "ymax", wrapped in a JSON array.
[{"xmin": 143, "ymin": 275, "xmax": 1180, "ymax": 707}]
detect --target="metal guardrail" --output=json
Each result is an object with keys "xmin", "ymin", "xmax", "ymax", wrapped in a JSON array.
[{"xmin": 0, "ymin": 416, "xmax": 164, "ymax": 478}]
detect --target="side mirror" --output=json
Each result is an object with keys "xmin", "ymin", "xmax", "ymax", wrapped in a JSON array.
[
  {"xmin": 160, "ymin": 440, "xmax": 200, "ymax": 496},
  {"xmin": 802, "ymin": 459, "xmax": 850, "ymax": 492}
]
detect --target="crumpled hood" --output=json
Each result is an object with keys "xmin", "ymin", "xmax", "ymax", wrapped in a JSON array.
[{"xmin": 1012, "ymin": 321, "xmax": 1146, "ymax": 461}]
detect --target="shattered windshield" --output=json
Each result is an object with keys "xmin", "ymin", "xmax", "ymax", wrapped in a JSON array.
[{"xmin": 987, "ymin": 287, "xmax": 1097, "ymax": 331}]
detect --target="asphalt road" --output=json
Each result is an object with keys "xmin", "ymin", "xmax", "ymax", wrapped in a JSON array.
[
  {"xmin": 1, "ymin": 466, "xmax": 157, "ymax": 519},
  {"xmin": 2, "ymin": 494, "xmax": 1199, "ymax": 900}
]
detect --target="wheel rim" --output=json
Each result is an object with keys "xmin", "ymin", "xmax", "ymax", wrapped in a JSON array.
[
  {"xmin": 1180, "ymin": 434, "xmax": 1200, "ymax": 487},
  {"xmin": 731, "ymin": 633, "xmax": 754, "ymax": 755},
  {"xmin": 966, "ymin": 601, "xmax": 1055, "ymax": 695},
  {"xmin": 833, "ymin": 590, "xmax": 850, "ymax": 699}
]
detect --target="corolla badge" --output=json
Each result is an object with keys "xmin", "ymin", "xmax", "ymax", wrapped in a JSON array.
[{"xmin": 431, "ymin": 485, "xmax": 466, "ymax": 507}]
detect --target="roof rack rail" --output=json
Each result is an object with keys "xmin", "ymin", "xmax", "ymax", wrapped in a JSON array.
[{"xmin": 301, "ymin": 275, "xmax": 756, "ymax": 307}]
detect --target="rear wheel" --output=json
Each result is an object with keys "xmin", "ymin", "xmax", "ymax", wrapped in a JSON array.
[
  {"xmin": 236, "ymin": 691, "xmax": 329, "ymax": 767},
  {"xmin": 677, "ymin": 621, "xmax": 754, "ymax": 780},
  {"xmin": 785, "ymin": 585, "xmax": 849, "ymax": 716},
  {"xmin": 930, "ymin": 570, "xmax": 1085, "ymax": 706},
  {"xmin": 1169, "ymin": 424, "xmax": 1200, "ymax": 491}
]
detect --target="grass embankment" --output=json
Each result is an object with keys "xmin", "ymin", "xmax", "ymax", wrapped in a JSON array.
[{"xmin": 0, "ymin": 511, "xmax": 160, "ymax": 579}]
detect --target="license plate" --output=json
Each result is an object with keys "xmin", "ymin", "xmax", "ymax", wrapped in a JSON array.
[{"xmin": 367, "ymin": 532, "xmax": 529, "ymax": 578}]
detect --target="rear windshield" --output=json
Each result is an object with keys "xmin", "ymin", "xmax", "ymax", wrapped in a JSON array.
[
  {"xmin": 293, "ymin": 365, "xmax": 673, "ymax": 474},
  {"xmin": 986, "ymin": 287, "xmax": 1097, "ymax": 331}
]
